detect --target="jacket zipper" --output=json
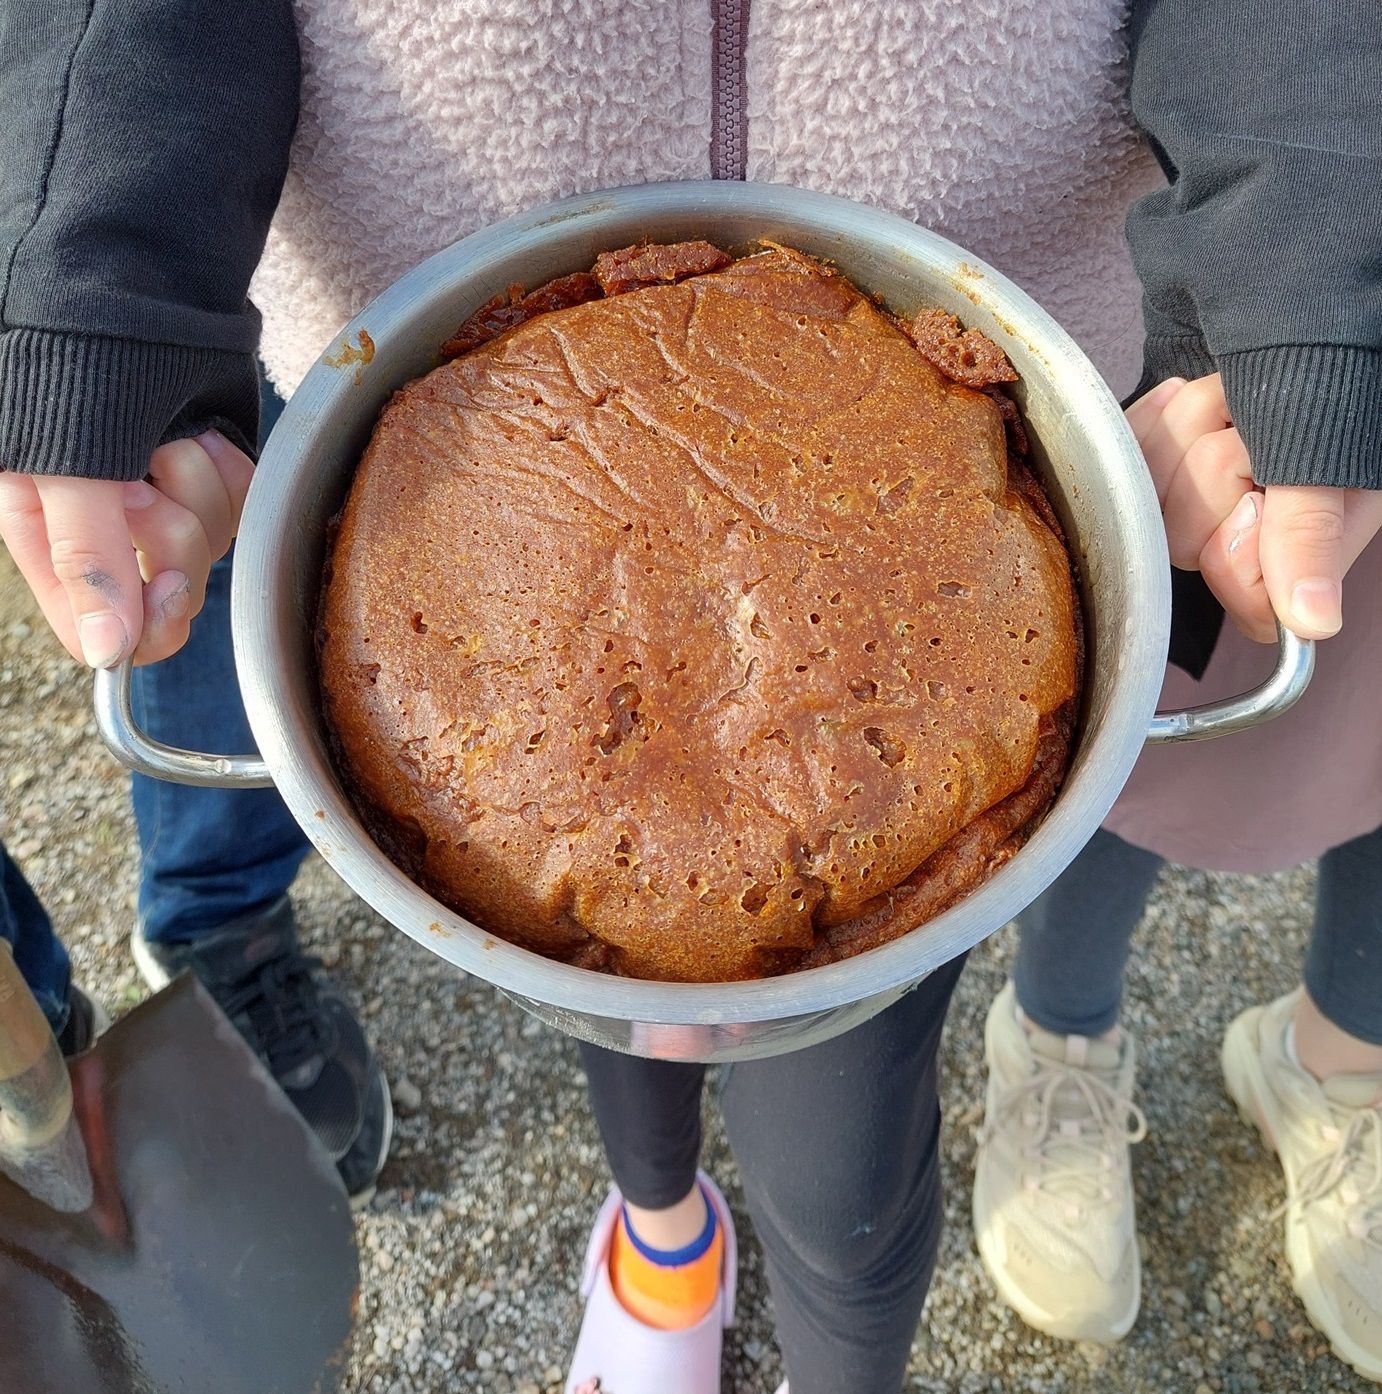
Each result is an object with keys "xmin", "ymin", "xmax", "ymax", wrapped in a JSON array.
[{"xmin": 710, "ymin": 0, "xmax": 750, "ymax": 179}]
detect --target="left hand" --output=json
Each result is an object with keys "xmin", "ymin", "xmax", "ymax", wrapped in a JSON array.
[{"xmin": 1126, "ymin": 374, "xmax": 1382, "ymax": 642}]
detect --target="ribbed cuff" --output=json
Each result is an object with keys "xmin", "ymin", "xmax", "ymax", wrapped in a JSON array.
[
  {"xmin": 1219, "ymin": 345, "xmax": 1382, "ymax": 491},
  {"xmin": 0, "ymin": 328, "xmax": 259, "ymax": 480},
  {"xmin": 1130, "ymin": 334, "xmax": 1216, "ymax": 405}
]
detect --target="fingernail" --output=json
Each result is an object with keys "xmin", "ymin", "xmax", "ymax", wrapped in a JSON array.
[
  {"xmin": 161, "ymin": 575, "xmax": 191, "ymax": 620},
  {"xmin": 1290, "ymin": 579, "xmax": 1341, "ymax": 636},
  {"xmin": 79, "ymin": 612, "xmax": 129, "ymax": 669},
  {"xmin": 195, "ymin": 428, "xmax": 226, "ymax": 452},
  {"xmin": 1225, "ymin": 491, "xmax": 1260, "ymax": 554}
]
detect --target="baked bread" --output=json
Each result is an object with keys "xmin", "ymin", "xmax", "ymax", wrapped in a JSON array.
[{"xmin": 319, "ymin": 243, "xmax": 1081, "ymax": 981}]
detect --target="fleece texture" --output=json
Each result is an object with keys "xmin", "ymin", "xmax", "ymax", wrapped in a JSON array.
[{"xmin": 252, "ymin": 0, "xmax": 1161, "ymax": 398}]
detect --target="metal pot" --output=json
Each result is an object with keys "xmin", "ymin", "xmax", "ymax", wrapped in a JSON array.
[{"xmin": 94, "ymin": 183, "xmax": 1312, "ymax": 1062}]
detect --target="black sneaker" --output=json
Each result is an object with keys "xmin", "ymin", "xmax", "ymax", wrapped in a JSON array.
[
  {"xmin": 56, "ymin": 985, "xmax": 110, "ymax": 1057},
  {"xmin": 131, "ymin": 896, "xmax": 393, "ymax": 1208}
]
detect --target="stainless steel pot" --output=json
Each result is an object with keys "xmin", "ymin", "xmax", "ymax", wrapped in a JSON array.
[{"xmin": 94, "ymin": 183, "xmax": 1313, "ymax": 1062}]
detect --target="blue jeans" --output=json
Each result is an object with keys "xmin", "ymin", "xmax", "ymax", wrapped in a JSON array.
[
  {"xmin": 1, "ymin": 374, "xmax": 305, "ymax": 1029},
  {"xmin": 129, "ymin": 549, "xmax": 310, "ymax": 942},
  {"xmin": 1014, "ymin": 824, "xmax": 1382, "ymax": 1045}
]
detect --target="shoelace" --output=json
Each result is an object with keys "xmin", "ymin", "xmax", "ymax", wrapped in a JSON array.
[
  {"xmin": 219, "ymin": 953, "xmax": 329, "ymax": 1078},
  {"xmin": 1273, "ymin": 1102, "xmax": 1382, "ymax": 1252},
  {"xmin": 983, "ymin": 1062, "xmax": 1147, "ymax": 1218}
]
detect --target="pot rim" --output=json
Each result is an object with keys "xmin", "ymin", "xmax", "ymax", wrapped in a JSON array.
[{"xmin": 235, "ymin": 180, "xmax": 1169, "ymax": 1025}]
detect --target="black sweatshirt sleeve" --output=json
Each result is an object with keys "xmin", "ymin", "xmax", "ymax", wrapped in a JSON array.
[
  {"xmin": 1125, "ymin": 0, "xmax": 1382, "ymax": 491},
  {"xmin": 0, "ymin": 1, "xmax": 299, "ymax": 480}
]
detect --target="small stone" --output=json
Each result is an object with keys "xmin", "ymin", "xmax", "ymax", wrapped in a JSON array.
[
  {"xmin": 474, "ymin": 1351, "xmax": 494, "ymax": 1371},
  {"xmin": 1245, "ymin": 1350, "xmax": 1264, "ymax": 1371},
  {"xmin": 1204, "ymin": 1291, "xmax": 1222, "ymax": 1318},
  {"xmin": 1196, "ymin": 1384, "xmax": 1214, "ymax": 1394},
  {"xmin": 1252, "ymin": 1318, "xmax": 1273, "ymax": 1341},
  {"xmin": 517, "ymin": 1384, "xmax": 540, "ymax": 1394},
  {"xmin": 393, "ymin": 1076, "xmax": 422, "ymax": 1113},
  {"xmin": 474, "ymin": 1290, "xmax": 495, "ymax": 1310},
  {"xmin": 543, "ymin": 1366, "xmax": 563, "ymax": 1384},
  {"xmin": 374, "ymin": 1249, "xmax": 395, "ymax": 1272}
]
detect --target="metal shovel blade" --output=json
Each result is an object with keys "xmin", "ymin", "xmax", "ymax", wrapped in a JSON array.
[{"xmin": 0, "ymin": 975, "xmax": 359, "ymax": 1394}]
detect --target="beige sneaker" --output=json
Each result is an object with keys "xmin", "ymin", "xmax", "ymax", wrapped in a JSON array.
[
  {"xmin": 1222, "ymin": 989, "xmax": 1382, "ymax": 1384},
  {"xmin": 973, "ymin": 981, "xmax": 1146, "ymax": 1342}
]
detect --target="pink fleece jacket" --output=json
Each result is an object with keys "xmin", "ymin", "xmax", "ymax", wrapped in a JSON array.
[{"xmin": 251, "ymin": 0, "xmax": 1162, "ymax": 400}]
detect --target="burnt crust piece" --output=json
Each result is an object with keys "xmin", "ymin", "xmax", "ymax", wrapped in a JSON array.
[
  {"xmin": 593, "ymin": 240, "xmax": 734, "ymax": 295},
  {"xmin": 908, "ymin": 308, "xmax": 1019, "ymax": 390},
  {"xmin": 320, "ymin": 241, "xmax": 1082, "ymax": 983},
  {"xmin": 441, "ymin": 273, "xmax": 602, "ymax": 358}
]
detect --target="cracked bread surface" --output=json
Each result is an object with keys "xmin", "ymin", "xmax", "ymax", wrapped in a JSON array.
[{"xmin": 319, "ymin": 244, "xmax": 1080, "ymax": 982}]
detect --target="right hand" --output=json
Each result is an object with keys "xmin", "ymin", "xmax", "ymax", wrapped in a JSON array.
[
  {"xmin": 0, "ymin": 430, "xmax": 254, "ymax": 667},
  {"xmin": 1127, "ymin": 375, "xmax": 1382, "ymax": 642}
]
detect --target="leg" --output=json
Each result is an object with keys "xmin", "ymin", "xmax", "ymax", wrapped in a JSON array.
[
  {"xmin": 1298, "ymin": 821, "xmax": 1382, "ymax": 1071},
  {"xmin": 0, "ymin": 842, "xmax": 70, "ymax": 1034},
  {"xmin": 126, "ymin": 371, "xmax": 389, "ymax": 1201},
  {"xmin": 1013, "ymin": 827, "xmax": 1164, "ymax": 1036},
  {"xmin": 566, "ymin": 1047, "xmax": 721, "ymax": 1390},
  {"xmin": 976, "ymin": 828, "xmax": 1158, "ymax": 1344},
  {"xmin": 578, "ymin": 1042, "xmax": 706, "ymax": 1212},
  {"xmin": 721, "ymin": 957, "xmax": 966, "ymax": 1394},
  {"xmin": 130, "ymin": 549, "xmax": 309, "ymax": 943},
  {"xmin": 1218, "ymin": 822, "xmax": 1382, "ymax": 1381}
]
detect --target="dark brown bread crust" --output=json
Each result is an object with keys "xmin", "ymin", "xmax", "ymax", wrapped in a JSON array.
[{"xmin": 319, "ymin": 243, "xmax": 1082, "ymax": 982}]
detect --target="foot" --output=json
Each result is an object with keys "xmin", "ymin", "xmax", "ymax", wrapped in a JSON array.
[
  {"xmin": 1222, "ymin": 989, "xmax": 1382, "ymax": 1383},
  {"xmin": 56, "ymin": 984, "xmax": 110, "ymax": 1057},
  {"xmin": 132, "ymin": 895, "xmax": 392, "ymax": 1208},
  {"xmin": 565, "ymin": 1173, "xmax": 737, "ymax": 1394},
  {"xmin": 973, "ymin": 981, "xmax": 1145, "ymax": 1342}
]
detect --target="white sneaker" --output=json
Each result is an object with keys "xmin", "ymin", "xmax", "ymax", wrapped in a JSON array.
[
  {"xmin": 1222, "ymin": 989, "xmax": 1382, "ymax": 1383},
  {"xmin": 973, "ymin": 981, "xmax": 1146, "ymax": 1341}
]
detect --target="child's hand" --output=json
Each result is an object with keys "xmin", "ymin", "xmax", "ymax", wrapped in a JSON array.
[
  {"xmin": 1126, "ymin": 374, "xmax": 1382, "ymax": 642},
  {"xmin": 0, "ymin": 430, "xmax": 254, "ymax": 667}
]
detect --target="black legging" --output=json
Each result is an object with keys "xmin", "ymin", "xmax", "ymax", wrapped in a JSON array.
[{"xmin": 578, "ymin": 955, "xmax": 966, "ymax": 1394}]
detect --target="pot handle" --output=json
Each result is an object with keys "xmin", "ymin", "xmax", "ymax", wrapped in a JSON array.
[
  {"xmin": 1145, "ymin": 624, "xmax": 1314, "ymax": 745},
  {"xmin": 93, "ymin": 660, "xmax": 274, "ymax": 787}
]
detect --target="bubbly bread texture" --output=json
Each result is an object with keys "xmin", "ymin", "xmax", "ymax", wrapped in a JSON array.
[{"xmin": 319, "ymin": 245, "xmax": 1080, "ymax": 982}]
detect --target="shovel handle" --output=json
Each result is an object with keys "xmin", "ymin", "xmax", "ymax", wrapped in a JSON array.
[
  {"xmin": 0, "ymin": 940, "xmax": 72, "ymax": 1150},
  {"xmin": 0, "ymin": 943, "xmax": 93, "ymax": 1211}
]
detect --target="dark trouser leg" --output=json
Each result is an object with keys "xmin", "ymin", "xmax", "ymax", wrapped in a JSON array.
[
  {"xmin": 577, "ymin": 1045, "xmax": 706, "ymax": 1210},
  {"xmin": 0, "ymin": 842, "xmax": 70, "ymax": 1033},
  {"xmin": 1304, "ymin": 821, "xmax": 1382, "ymax": 1046},
  {"xmin": 723, "ymin": 956, "xmax": 967, "ymax": 1394},
  {"xmin": 1012, "ymin": 827, "xmax": 1164, "ymax": 1036}
]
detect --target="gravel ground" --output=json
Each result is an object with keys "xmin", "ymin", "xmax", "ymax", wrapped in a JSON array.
[{"xmin": 0, "ymin": 547, "xmax": 1370, "ymax": 1394}]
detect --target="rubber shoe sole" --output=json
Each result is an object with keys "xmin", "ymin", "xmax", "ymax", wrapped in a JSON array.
[
  {"xmin": 132, "ymin": 926, "xmax": 394, "ymax": 1213},
  {"xmin": 972, "ymin": 1179, "xmax": 1140, "ymax": 1344},
  {"xmin": 1222, "ymin": 1006, "xmax": 1382, "ymax": 1385}
]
